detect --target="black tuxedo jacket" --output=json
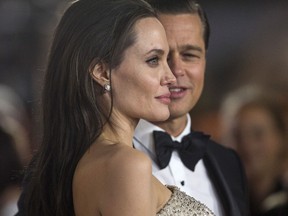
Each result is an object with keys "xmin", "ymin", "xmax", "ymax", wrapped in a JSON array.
[{"xmin": 202, "ymin": 137, "xmax": 250, "ymax": 216}]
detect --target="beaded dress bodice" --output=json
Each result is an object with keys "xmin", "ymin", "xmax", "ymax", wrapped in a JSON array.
[{"xmin": 156, "ymin": 186, "xmax": 215, "ymax": 216}]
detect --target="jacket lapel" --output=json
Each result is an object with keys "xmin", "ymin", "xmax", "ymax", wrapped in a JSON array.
[{"xmin": 203, "ymin": 151, "xmax": 241, "ymax": 216}]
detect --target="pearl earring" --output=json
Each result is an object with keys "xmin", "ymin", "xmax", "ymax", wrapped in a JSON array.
[{"xmin": 104, "ymin": 83, "xmax": 111, "ymax": 92}]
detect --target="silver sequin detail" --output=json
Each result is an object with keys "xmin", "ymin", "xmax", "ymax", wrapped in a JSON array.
[{"xmin": 157, "ymin": 186, "xmax": 216, "ymax": 216}]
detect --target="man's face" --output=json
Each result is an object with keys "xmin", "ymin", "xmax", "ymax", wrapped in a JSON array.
[{"xmin": 159, "ymin": 14, "xmax": 206, "ymax": 120}]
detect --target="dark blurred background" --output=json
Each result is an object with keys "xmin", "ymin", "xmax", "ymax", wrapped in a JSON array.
[
  {"xmin": 0, "ymin": 0, "xmax": 288, "ymax": 215},
  {"xmin": 190, "ymin": 0, "xmax": 288, "ymax": 142}
]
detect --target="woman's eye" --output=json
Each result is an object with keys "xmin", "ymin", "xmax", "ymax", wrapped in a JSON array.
[{"xmin": 146, "ymin": 56, "xmax": 159, "ymax": 66}]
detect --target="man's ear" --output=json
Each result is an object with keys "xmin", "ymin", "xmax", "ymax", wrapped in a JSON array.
[{"xmin": 90, "ymin": 61, "xmax": 110, "ymax": 86}]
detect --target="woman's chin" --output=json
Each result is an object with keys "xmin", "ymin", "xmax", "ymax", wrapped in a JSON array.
[{"xmin": 149, "ymin": 111, "xmax": 170, "ymax": 122}]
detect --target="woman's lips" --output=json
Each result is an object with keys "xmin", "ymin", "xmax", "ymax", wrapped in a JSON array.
[{"xmin": 155, "ymin": 93, "xmax": 171, "ymax": 105}]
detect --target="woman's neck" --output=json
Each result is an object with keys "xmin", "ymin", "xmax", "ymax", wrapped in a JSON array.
[{"xmin": 100, "ymin": 112, "xmax": 138, "ymax": 147}]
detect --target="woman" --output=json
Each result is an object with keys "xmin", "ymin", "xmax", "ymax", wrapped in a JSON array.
[{"xmin": 20, "ymin": 0, "xmax": 215, "ymax": 215}]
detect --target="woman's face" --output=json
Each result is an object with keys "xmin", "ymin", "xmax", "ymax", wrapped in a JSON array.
[{"xmin": 111, "ymin": 17, "xmax": 175, "ymax": 122}]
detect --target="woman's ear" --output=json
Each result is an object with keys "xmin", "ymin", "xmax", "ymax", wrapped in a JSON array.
[{"xmin": 89, "ymin": 61, "xmax": 110, "ymax": 86}]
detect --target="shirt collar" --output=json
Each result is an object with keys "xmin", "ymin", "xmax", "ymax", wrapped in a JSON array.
[
  {"xmin": 174, "ymin": 114, "xmax": 191, "ymax": 142},
  {"xmin": 134, "ymin": 114, "xmax": 192, "ymax": 152}
]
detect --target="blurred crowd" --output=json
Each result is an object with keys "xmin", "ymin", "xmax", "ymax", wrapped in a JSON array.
[
  {"xmin": 0, "ymin": 85, "xmax": 31, "ymax": 215},
  {"xmin": 0, "ymin": 0, "xmax": 63, "ymax": 215},
  {"xmin": 220, "ymin": 86, "xmax": 288, "ymax": 215},
  {"xmin": 1, "ymin": 0, "xmax": 288, "ymax": 215}
]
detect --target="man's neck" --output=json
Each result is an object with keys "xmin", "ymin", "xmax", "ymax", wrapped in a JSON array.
[{"xmin": 152, "ymin": 114, "xmax": 187, "ymax": 137}]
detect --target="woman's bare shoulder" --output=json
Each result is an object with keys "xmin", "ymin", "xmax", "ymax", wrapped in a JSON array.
[
  {"xmin": 73, "ymin": 144, "xmax": 155, "ymax": 215},
  {"xmin": 110, "ymin": 145, "xmax": 152, "ymax": 172},
  {"xmin": 101, "ymin": 145, "xmax": 156, "ymax": 215}
]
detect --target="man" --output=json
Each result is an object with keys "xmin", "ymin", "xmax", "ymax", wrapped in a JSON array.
[{"xmin": 133, "ymin": 0, "xmax": 249, "ymax": 215}]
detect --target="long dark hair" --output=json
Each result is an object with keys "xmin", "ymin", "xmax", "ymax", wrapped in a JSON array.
[{"xmin": 22, "ymin": 0, "xmax": 157, "ymax": 215}]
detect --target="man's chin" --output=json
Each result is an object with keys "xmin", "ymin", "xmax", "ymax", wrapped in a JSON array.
[
  {"xmin": 168, "ymin": 104, "xmax": 190, "ymax": 117},
  {"xmin": 168, "ymin": 110, "xmax": 188, "ymax": 121}
]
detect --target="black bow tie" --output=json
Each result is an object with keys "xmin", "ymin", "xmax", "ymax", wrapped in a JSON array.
[{"xmin": 153, "ymin": 130, "xmax": 210, "ymax": 171}]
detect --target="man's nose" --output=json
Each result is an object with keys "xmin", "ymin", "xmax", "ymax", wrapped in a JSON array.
[
  {"xmin": 161, "ymin": 66, "xmax": 176, "ymax": 86},
  {"xmin": 169, "ymin": 56, "xmax": 184, "ymax": 77}
]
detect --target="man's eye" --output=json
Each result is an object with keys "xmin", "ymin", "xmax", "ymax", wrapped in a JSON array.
[
  {"xmin": 182, "ymin": 53, "xmax": 201, "ymax": 62},
  {"xmin": 183, "ymin": 53, "xmax": 199, "ymax": 58}
]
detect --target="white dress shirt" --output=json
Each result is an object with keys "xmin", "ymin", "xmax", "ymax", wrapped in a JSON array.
[{"xmin": 133, "ymin": 114, "xmax": 224, "ymax": 216}]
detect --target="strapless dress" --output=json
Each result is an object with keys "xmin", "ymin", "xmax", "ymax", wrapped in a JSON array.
[{"xmin": 157, "ymin": 186, "xmax": 215, "ymax": 216}]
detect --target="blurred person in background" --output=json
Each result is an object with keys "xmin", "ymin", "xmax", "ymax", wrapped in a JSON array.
[
  {"xmin": 0, "ymin": 85, "xmax": 31, "ymax": 166},
  {"xmin": 0, "ymin": 85, "xmax": 31, "ymax": 216},
  {"xmin": 220, "ymin": 85, "xmax": 288, "ymax": 216},
  {"xmin": 0, "ymin": 128, "xmax": 22, "ymax": 216}
]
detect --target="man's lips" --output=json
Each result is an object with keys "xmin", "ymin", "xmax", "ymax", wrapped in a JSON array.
[
  {"xmin": 169, "ymin": 87, "xmax": 187, "ymax": 99},
  {"xmin": 155, "ymin": 93, "xmax": 171, "ymax": 105}
]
